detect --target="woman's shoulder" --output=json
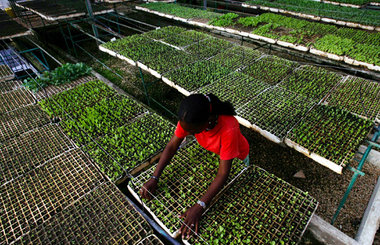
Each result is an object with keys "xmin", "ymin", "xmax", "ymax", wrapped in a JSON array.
[{"xmin": 219, "ymin": 115, "xmax": 239, "ymax": 128}]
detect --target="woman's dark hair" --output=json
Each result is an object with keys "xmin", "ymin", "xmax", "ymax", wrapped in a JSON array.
[{"xmin": 178, "ymin": 93, "xmax": 236, "ymax": 124}]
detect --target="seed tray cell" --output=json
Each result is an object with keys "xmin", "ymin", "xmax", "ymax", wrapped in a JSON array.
[
  {"xmin": 137, "ymin": 234, "xmax": 164, "ymax": 245},
  {"xmin": 184, "ymin": 37, "xmax": 234, "ymax": 59},
  {"xmin": 239, "ymin": 86, "xmax": 316, "ymax": 140},
  {"xmin": 32, "ymin": 76, "xmax": 96, "ymax": 101},
  {"xmin": 241, "ymin": 55, "xmax": 298, "ymax": 85},
  {"xmin": 165, "ymin": 59, "xmax": 233, "ymax": 92},
  {"xmin": 0, "ymin": 88, "xmax": 35, "ymax": 114},
  {"xmin": 186, "ymin": 165, "xmax": 318, "ymax": 245},
  {"xmin": 0, "ymin": 64, "xmax": 14, "ymax": 81},
  {"xmin": 210, "ymin": 45, "xmax": 263, "ymax": 71},
  {"xmin": 0, "ymin": 124, "xmax": 76, "ymax": 184},
  {"xmin": 129, "ymin": 141, "xmax": 247, "ymax": 236},
  {"xmin": 39, "ymin": 80, "xmax": 116, "ymax": 118},
  {"xmin": 325, "ymin": 76, "xmax": 380, "ymax": 122},
  {"xmin": 0, "ymin": 148, "xmax": 104, "ymax": 245},
  {"xmin": 13, "ymin": 182, "xmax": 153, "ymax": 245},
  {"xmin": 279, "ymin": 65, "xmax": 344, "ymax": 102},
  {"xmin": 86, "ymin": 112, "xmax": 175, "ymax": 181},
  {"xmin": 0, "ymin": 104, "xmax": 50, "ymax": 143},
  {"xmin": 0, "ymin": 80, "xmax": 22, "ymax": 93},
  {"xmin": 286, "ymin": 105, "xmax": 373, "ymax": 171},
  {"xmin": 197, "ymin": 72, "xmax": 271, "ymax": 109}
]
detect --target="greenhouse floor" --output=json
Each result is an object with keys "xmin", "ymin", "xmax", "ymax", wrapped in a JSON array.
[{"xmin": 32, "ymin": 12, "xmax": 380, "ymax": 243}]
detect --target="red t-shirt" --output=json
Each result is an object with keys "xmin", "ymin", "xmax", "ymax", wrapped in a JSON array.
[{"xmin": 175, "ymin": 115, "xmax": 249, "ymax": 160}]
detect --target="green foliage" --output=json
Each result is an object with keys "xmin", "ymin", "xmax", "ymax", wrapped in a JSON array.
[
  {"xmin": 237, "ymin": 16, "xmax": 260, "ymax": 27},
  {"xmin": 326, "ymin": 77, "xmax": 380, "ymax": 121},
  {"xmin": 22, "ymin": 63, "xmax": 92, "ymax": 92},
  {"xmin": 246, "ymin": 0, "xmax": 380, "ymax": 25},
  {"xmin": 208, "ymin": 13, "xmax": 239, "ymax": 27},
  {"xmin": 280, "ymin": 65, "xmax": 343, "ymax": 101},
  {"xmin": 142, "ymin": 2, "xmax": 221, "ymax": 20},
  {"xmin": 288, "ymin": 105, "xmax": 373, "ymax": 166}
]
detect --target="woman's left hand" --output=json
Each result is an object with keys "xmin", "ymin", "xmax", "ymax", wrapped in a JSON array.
[{"xmin": 179, "ymin": 204, "xmax": 203, "ymax": 239}]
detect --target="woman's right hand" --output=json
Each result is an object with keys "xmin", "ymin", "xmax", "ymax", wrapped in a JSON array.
[{"xmin": 140, "ymin": 178, "xmax": 158, "ymax": 200}]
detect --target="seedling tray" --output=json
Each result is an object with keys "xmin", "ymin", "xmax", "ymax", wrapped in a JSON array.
[
  {"xmin": 197, "ymin": 72, "xmax": 271, "ymax": 110},
  {"xmin": 86, "ymin": 112, "xmax": 175, "ymax": 182},
  {"xmin": 324, "ymin": 76, "xmax": 380, "ymax": 123},
  {"xmin": 128, "ymin": 141, "xmax": 248, "ymax": 238},
  {"xmin": 184, "ymin": 165, "xmax": 318, "ymax": 245},
  {"xmin": 241, "ymin": 55, "xmax": 298, "ymax": 85},
  {"xmin": 239, "ymin": 86, "xmax": 316, "ymax": 142},
  {"xmin": 137, "ymin": 234, "xmax": 165, "ymax": 245},
  {"xmin": 285, "ymin": 105, "xmax": 373, "ymax": 174},
  {"xmin": 0, "ymin": 148, "xmax": 105, "ymax": 244},
  {"xmin": 0, "ymin": 104, "xmax": 50, "ymax": 143},
  {"xmin": 0, "ymin": 80, "xmax": 22, "ymax": 94},
  {"xmin": 209, "ymin": 45, "xmax": 263, "ymax": 71},
  {"xmin": 13, "ymin": 182, "xmax": 155, "ymax": 244},
  {"xmin": 15, "ymin": 1, "xmax": 113, "ymax": 21},
  {"xmin": 279, "ymin": 65, "xmax": 345, "ymax": 103},
  {"xmin": 0, "ymin": 124, "xmax": 77, "ymax": 184},
  {"xmin": 38, "ymin": 80, "xmax": 116, "ymax": 119},
  {"xmin": 0, "ymin": 64, "xmax": 14, "ymax": 81},
  {"xmin": 0, "ymin": 88, "xmax": 36, "ymax": 114},
  {"xmin": 0, "ymin": 20, "xmax": 31, "ymax": 40},
  {"xmin": 32, "ymin": 75, "xmax": 96, "ymax": 101}
]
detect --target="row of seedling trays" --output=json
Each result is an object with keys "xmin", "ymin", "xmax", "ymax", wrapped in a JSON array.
[
  {"xmin": 11, "ymin": 181, "xmax": 164, "ymax": 244},
  {"xmin": 0, "ymin": 148, "xmax": 105, "ymax": 245},
  {"xmin": 0, "ymin": 124, "xmax": 77, "ymax": 185},
  {"xmin": 0, "ymin": 77, "xmax": 168, "ymax": 244},
  {"xmin": 38, "ymin": 79, "xmax": 175, "ymax": 183},
  {"xmin": 136, "ymin": 5, "xmax": 380, "ymax": 72},
  {"xmin": 128, "ymin": 141, "xmax": 318, "ymax": 244},
  {"xmin": 0, "ymin": 64, "xmax": 15, "ymax": 82},
  {"xmin": 99, "ymin": 26, "xmax": 376, "ymax": 173}
]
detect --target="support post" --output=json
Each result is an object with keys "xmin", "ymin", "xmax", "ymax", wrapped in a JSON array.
[
  {"xmin": 85, "ymin": 0, "xmax": 100, "ymax": 45},
  {"xmin": 331, "ymin": 126, "xmax": 380, "ymax": 224}
]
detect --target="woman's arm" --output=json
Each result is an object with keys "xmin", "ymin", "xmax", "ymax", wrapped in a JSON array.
[
  {"xmin": 180, "ymin": 158, "xmax": 232, "ymax": 238},
  {"xmin": 140, "ymin": 134, "xmax": 183, "ymax": 200}
]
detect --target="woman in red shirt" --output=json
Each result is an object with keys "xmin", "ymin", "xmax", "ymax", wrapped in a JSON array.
[{"xmin": 140, "ymin": 93, "xmax": 249, "ymax": 238}]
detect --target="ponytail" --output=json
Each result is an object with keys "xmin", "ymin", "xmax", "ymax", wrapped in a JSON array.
[{"xmin": 178, "ymin": 93, "xmax": 236, "ymax": 124}]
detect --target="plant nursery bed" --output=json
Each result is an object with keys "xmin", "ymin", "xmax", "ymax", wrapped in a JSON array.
[
  {"xmin": 128, "ymin": 141, "xmax": 248, "ymax": 238},
  {"xmin": 0, "ymin": 104, "xmax": 50, "ymax": 143},
  {"xmin": 0, "ymin": 64, "xmax": 14, "ymax": 81},
  {"xmin": 57, "ymin": 94, "xmax": 148, "ymax": 145},
  {"xmin": 137, "ymin": 234, "xmax": 165, "ymax": 245},
  {"xmin": 239, "ymin": 86, "xmax": 316, "ymax": 142},
  {"xmin": 285, "ymin": 105, "xmax": 373, "ymax": 174},
  {"xmin": 86, "ymin": 112, "xmax": 175, "ymax": 182},
  {"xmin": 39, "ymin": 80, "xmax": 116, "ymax": 119},
  {"xmin": 0, "ymin": 20, "xmax": 31, "ymax": 40},
  {"xmin": 323, "ymin": 76, "xmax": 380, "ymax": 122},
  {"xmin": 0, "ymin": 148, "xmax": 105, "ymax": 244},
  {"xmin": 241, "ymin": 55, "xmax": 298, "ymax": 85},
  {"xmin": 0, "ymin": 80, "xmax": 22, "ymax": 93},
  {"xmin": 0, "ymin": 124, "xmax": 76, "ymax": 184},
  {"xmin": 32, "ymin": 75, "xmax": 96, "ymax": 101},
  {"xmin": 13, "ymin": 182, "xmax": 157, "ymax": 245},
  {"xmin": 0, "ymin": 88, "xmax": 36, "ymax": 114},
  {"xmin": 136, "ymin": 5, "xmax": 380, "ymax": 72},
  {"xmin": 15, "ymin": 0, "xmax": 114, "ymax": 21},
  {"xmin": 185, "ymin": 165, "xmax": 318, "ymax": 245},
  {"xmin": 279, "ymin": 65, "xmax": 345, "ymax": 103},
  {"xmin": 197, "ymin": 72, "xmax": 271, "ymax": 110}
]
